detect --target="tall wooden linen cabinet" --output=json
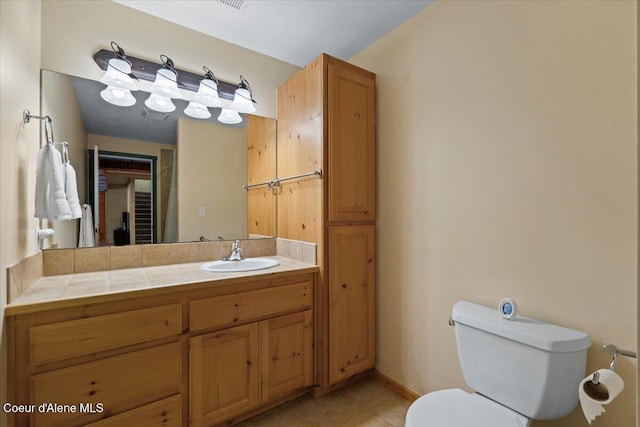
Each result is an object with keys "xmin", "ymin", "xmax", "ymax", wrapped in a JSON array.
[{"xmin": 277, "ymin": 54, "xmax": 376, "ymax": 389}]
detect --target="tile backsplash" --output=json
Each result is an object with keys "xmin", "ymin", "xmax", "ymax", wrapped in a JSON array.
[
  {"xmin": 7, "ymin": 251, "xmax": 43, "ymax": 303},
  {"xmin": 276, "ymin": 238, "xmax": 317, "ymax": 264},
  {"xmin": 8, "ymin": 237, "xmax": 316, "ymax": 303}
]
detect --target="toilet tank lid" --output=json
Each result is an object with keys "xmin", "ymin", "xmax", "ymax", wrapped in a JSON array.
[{"xmin": 452, "ymin": 301, "xmax": 591, "ymax": 353}]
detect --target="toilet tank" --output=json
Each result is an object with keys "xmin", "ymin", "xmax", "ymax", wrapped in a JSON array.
[{"xmin": 451, "ymin": 301, "xmax": 591, "ymax": 420}]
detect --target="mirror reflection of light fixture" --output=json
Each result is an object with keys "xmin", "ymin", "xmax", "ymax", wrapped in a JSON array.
[
  {"xmin": 99, "ymin": 42, "xmax": 138, "ymax": 106},
  {"xmin": 184, "ymin": 101, "xmax": 211, "ymax": 119},
  {"xmin": 144, "ymin": 93, "xmax": 176, "ymax": 113},
  {"xmin": 100, "ymin": 86, "xmax": 136, "ymax": 107},
  {"xmin": 230, "ymin": 75, "xmax": 257, "ymax": 114},
  {"xmin": 218, "ymin": 108, "xmax": 242, "ymax": 124}
]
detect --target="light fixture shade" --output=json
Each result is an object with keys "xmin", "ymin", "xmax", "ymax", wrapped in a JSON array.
[
  {"xmin": 100, "ymin": 86, "xmax": 136, "ymax": 107},
  {"xmin": 150, "ymin": 68, "xmax": 182, "ymax": 98},
  {"xmin": 99, "ymin": 58, "xmax": 138, "ymax": 91},
  {"xmin": 218, "ymin": 108, "xmax": 242, "ymax": 124},
  {"xmin": 145, "ymin": 93, "xmax": 176, "ymax": 113},
  {"xmin": 184, "ymin": 102, "xmax": 211, "ymax": 119},
  {"xmin": 230, "ymin": 87, "xmax": 256, "ymax": 113},
  {"xmin": 192, "ymin": 79, "xmax": 222, "ymax": 107}
]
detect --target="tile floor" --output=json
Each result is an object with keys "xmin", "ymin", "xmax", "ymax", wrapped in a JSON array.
[{"xmin": 236, "ymin": 377, "xmax": 411, "ymax": 427}]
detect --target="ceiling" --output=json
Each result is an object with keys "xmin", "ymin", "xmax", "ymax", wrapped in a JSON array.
[{"xmin": 113, "ymin": 0, "xmax": 432, "ymax": 67}]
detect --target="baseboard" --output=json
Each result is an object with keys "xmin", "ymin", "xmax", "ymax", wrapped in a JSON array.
[
  {"xmin": 369, "ymin": 369, "xmax": 420, "ymax": 402},
  {"xmin": 312, "ymin": 371, "xmax": 371, "ymax": 398}
]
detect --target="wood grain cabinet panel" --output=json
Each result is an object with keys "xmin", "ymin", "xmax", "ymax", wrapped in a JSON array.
[
  {"xmin": 31, "ymin": 342, "xmax": 181, "ymax": 427},
  {"xmin": 189, "ymin": 323, "xmax": 259, "ymax": 427},
  {"xmin": 276, "ymin": 54, "xmax": 376, "ymax": 388},
  {"xmin": 85, "ymin": 395, "xmax": 181, "ymax": 427},
  {"xmin": 260, "ymin": 310, "xmax": 313, "ymax": 402},
  {"xmin": 328, "ymin": 225, "xmax": 376, "ymax": 384},
  {"xmin": 246, "ymin": 115, "xmax": 277, "ymax": 237},
  {"xmin": 190, "ymin": 281, "xmax": 312, "ymax": 332},
  {"xmin": 30, "ymin": 304, "xmax": 182, "ymax": 365},
  {"xmin": 328, "ymin": 63, "xmax": 376, "ymax": 223}
]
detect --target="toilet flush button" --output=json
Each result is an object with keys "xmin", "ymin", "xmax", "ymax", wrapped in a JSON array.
[{"xmin": 499, "ymin": 298, "xmax": 517, "ymax": 320}]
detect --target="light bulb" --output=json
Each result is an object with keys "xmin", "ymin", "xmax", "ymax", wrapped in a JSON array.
[
  {"xmin": 192, "ymin": 79, "xmax": 222, "ymax": 107},
  {"xmin": 100, "ymin": 86, "xmax": 136, "ymax": 107},
  {"xmin": 184, "ymin": 102, "xmax": 211, "ymax": 119},
  {"xmin": 145, "ymin": 93, "xmax": 176, "ymax": 113},
  {"xmin": 99, "ymin": 58, "xmax": 138, "ymax": 91},
  {"xmin": 217, "ymin": 108, "xmax": 242, "ymax": 124},
  {"xmin": 150, "ymin": 68, "xmax": 182, "ymax": 98},
  {"xmin": 230, "ymin": 87, "xmax": 256, "ymax": 113}
]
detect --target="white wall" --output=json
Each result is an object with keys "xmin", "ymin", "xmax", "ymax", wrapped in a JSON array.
[
  {"xmin": 0, "ymin": 0, "xmax": 42, "ymax": 422},
  {"xmin": 105, "ymin": 187, "xmax": 128, "ymax": 245},
  {"xmin": 177, "ymin": 118, "xmax": 247, "ymax": 242},
  {"xmin": 41, "ymin": 70, "xmax": 87, "ymax": 249},
  {"xmin": 350, "ymin": 1, "xmax": 637, "ymax": 426}
]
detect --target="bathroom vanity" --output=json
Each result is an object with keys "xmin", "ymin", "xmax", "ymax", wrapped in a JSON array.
[{"xmin": 5, "ymin": 257, "xmax": 317, "ymax": 427}]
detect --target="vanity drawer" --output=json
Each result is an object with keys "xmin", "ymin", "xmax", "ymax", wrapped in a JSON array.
[
  {"xmin": 190, "ymin": 280, "xmax": 312, "ymax": 332},
  {"xmin": 85, "ymin": 395, "xmax": 181, "ymax": 427},
  {"xmin": 31, "ymin": 342, "xmax": 181, "ymax": 427},
  {"xmin": 30, "ymin": 304, "xmax": 182, "ymax": 365}
]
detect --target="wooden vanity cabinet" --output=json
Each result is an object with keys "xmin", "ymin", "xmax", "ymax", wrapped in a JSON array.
[
  {"xmin": 189, "ymin": 310, "xmax": 313, "ymax": 426},
  {"xmin": 327, "ymin": 62, "xmax": 376, "ymax": 223},
  {"xmin": 259, "ymin": 310, "xmax": 313, "ymax": 401},
  {"xmin": 190, "ymin": 323, "xmax": 260, "ymax": 427},
  {"xmin": 328, "ymin": 226, "xmax": 376, "ymax": 384},
  {"xmin": 6, "ymin": 272, "xmax": 315, "ymax": 427},
  {"xmin": 277, "ymin": 53, "xmax": 376, "ymax": 389},
  {"xmin": 8, "ymin": 302, "xmax": 183, "ymax": 427}
]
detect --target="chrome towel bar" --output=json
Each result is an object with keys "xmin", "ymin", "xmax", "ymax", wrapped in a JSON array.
[{"xmin": 243, "ymin": 169, "xmax": 322, "ymax": 190}]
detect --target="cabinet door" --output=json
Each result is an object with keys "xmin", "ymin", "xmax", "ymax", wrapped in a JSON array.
[
  {"xmin": 260, "ymin": 310, "xmax": 312, "ymax": 402},
  {"xmin": 189, "ymin": 324, "xmax": 259, "ymax": 427},
  {"xmin": 328, "ymin": 225, "xmax": 376, "ymax": 384},
  {"xmin": 328, "ymin": 63, "xmax": 376, "ymax": 222}
]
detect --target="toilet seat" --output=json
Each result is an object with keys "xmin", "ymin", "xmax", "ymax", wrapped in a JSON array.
[{"xmin": 405, "ymin": 388, "xmax": 530, "ymax": 427}]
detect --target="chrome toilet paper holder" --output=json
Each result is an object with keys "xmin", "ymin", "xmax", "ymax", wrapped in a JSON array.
[{"xmin": 592, "ymin": 344, "xmax": 637, "ymax": 385}]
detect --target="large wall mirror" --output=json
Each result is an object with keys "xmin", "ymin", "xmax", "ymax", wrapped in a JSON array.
[{"xmin": 40, "ymin": 69, "xmax": 277, "ymax": 250}]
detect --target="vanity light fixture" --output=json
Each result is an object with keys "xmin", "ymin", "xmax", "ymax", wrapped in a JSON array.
[
  {"xmin": 93, "ymin": 43, "xmax": 258, "ymax": 124},
  {"xmin": 184, "ymin": 67, "xmax": 220, "ymax": 120},
  {"xmin": 99, "ymin": 42, "xmax": 139, "ymax": 107},
  {"xmin": 149, "ymin": 55, "xmax": 182, "ymax": 98},
  {"xmin": 229, "ymin": 75, "xmax": 257, "ymax": 114},
  {"xmin": 192, "ymin": 67, "xmax": 222, "ymax": 108},
  {"xmin": 145, "ymin": 55, "xmax": 182, "ymax": 113},
  {"xmin": 217, "ymin": 108, "xmax": 242, "ymax": 125}
]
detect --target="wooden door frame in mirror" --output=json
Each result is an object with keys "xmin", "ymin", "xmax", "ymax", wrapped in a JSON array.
[{"xmin": 87, "ymin": 149, "xmax": 158, "ymax": 245}]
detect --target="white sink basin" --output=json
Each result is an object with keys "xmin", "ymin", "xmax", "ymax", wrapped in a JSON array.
[{"xmin": 200, "ymin": 257, "xmax": 280, "ymax": 273}]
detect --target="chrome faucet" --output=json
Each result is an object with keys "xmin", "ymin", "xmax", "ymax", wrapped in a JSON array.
[{"xmin": 224, "ymin": 240, "xmax": 244, "ymax": 261}]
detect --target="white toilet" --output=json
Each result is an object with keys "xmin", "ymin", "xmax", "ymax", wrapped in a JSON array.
[{"xmin": 405, "ymin": 300, "xmax": 591, "ymax": 426}]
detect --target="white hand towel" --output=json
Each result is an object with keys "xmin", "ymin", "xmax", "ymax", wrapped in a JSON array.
[
  {"xmin": 34, "ymin": 145, "xmax": 71, "ymax": 220},
  {"xmin": 78, "ymin": 204, "xmax": 96, "ymax": 248},
  {"xmin": 64, "ymin": 162, "xmax": 82, "ymax": 219}
]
